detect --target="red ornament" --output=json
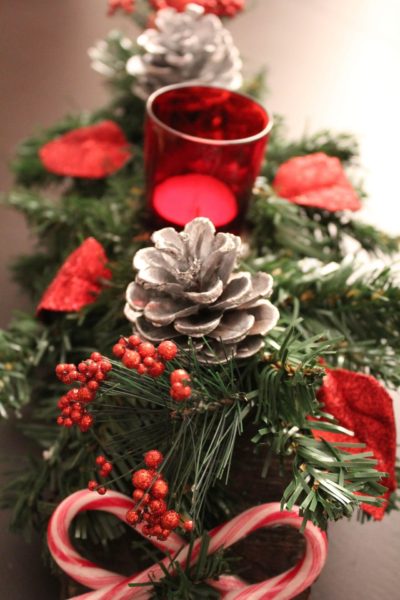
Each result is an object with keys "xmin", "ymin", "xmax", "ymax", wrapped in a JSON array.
[
  {"xmin": 37, "ymin": 238, "xmax": 111, "ymax": 314},
  {"xmin": 315, "ymin": 368, "xmax": 396, "ymax": 519},
  {"xmin": 157, "ymin": 341, "xmax": 178, "ymax": 362},
  {"xmin": 39, "ymin": 120, "xmax": 131, "ymax": 179},
  {"xmin": 150, "ymin": 0, "xmax": 244, "ymax": 17},
  {"xmin": 108, "ymin": 0, "xmax": 135, "ymax": 16},
  {"xmin": 273, "ymin": 152, "xmax": 362, "ymax": 212},
  {"xmin": 144, "ymin": 450, "xmax": 164, "ymax": 469},
  {"xmin": 132, "ymin": 469, "xmax": 153, "ymax": 490}
]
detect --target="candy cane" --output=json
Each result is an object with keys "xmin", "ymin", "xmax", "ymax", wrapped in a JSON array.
[{"xmin": 48, "ymin": 489, "xmax": 327, "ymax": 600}]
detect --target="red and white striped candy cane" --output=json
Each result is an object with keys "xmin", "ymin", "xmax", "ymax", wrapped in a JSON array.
[{"xmin": 48, "ymin": 489, "xmax": 327, "ymax": 600}]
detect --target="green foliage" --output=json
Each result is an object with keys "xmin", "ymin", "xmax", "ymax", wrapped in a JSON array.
[{"xmin": 130, "ymin": 535, "xmax": 231, "ymax": 599}]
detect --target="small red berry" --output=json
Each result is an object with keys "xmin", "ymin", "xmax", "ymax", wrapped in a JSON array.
[
  {"xmin": 91, "ymin": 352, "xmax": 102, "ymax": 362},
  {"xmin": 122, "ymin": 350, "xmax": 141, "ymax": 369},
  {"xmin": 78, "ymin": 362, "xmax": 88, "ymax": 373},
  {"xmin": 144, "ymin": 449, "xmax": 164, "ymax": 469},
  {"xmin": 102, "ymin": 462, "xmax": 112, "ymax": 474},
  {"xmin": 88, "ymin": 480, "xmax": 97, "ymax": 491},
  {"xmin": 157, "ymin": 341, "xmax": 178, "ymax": 361},
  {"xmin": 138, "ymin": 342, "xmax": 156, "ymax": 358},
  {"xmin": 137, "ymin": 364, "xmax": 147, "ymax": 375},
  {"xmin": 132, "ymin": 469, "xmax": 153, "ymax": 490},
  {"xmin": 142, "ymin": 525, "xmax": 152, "ymax": 536},
  {"xmin": 128, "ymin": 334, "xmax": 142, "ymax": 347},
  {"xmin": 56, "ymin": 416, "xmax": 64, "ymax": 426},
  {"xmin": 152, "ymin": 524, "xmax": 162, "ymax": 537},
  {"xmin": 148, "ymin": 361, "xmax": 166, "ymax": 378},
  {"xmin": 160, "ymin": 510, "xmax": 180, "ymax": 530},
  {"xmin": 97, "ymin": 486, "xmax": 107, "ymax": 495},
  {"xmin": 78, "ymin": 387, "xmax": 94, "ymax": 403},
  {"xmin": 56, "ymin": 363, "xmax": 66, "ymax": 376},
  {"xmin": 151, "ymin": 480, "xmax": 169, "ymax": 499},
  {"xmin": 62, "ymin": 406, "xmax": 72, "ymax": 417},
  {"xmin": 112, "ymin": 343, "xmax": 126, "ymax": 358},
  {"xmin": 100, "ymin": 360, "xmax": 112, "ymax": 373},
  {"xmin": 183, "ymin": 520, "xmax": 194, "ymax": 532},
  {"xmin": 87, "ymin": 380, "xmax": 99, "ymax": 392},
  {"xmin": 149, "ymin": 499, "xmax": 167, "ymax": 515},
  {"xmin": 80, "ymin": 414, "xmax": 94, "ymax": 431},
  {"xmin": 70, "ymin": 409, "xmax": 83, "ymax": 423},
  {"xmin": 143, "ymin": 356, "xmax": 155, "ymax": 368},
  {"xmin": 96, "ymin": 455, "xmax": 106, "ymax": 466},
  {"xmin": 126, "ymin": 509, "xmax": 140, "ymax": 525},
  {"xmin": 160, "ymin": 529, "xmax": 171, "ymax": 540},
  {"xmin": 63, "ymin": 417, "xmax": 73, "ymax": 428},
  {"xmin": 132, "ymin": 489, "xmax": 144, "ymax": 502},
  {"xmin": 170, "ymin": 369, "xmax": 191, "ymax": 385},
  {"xmin": 95, "ymin": 371, "xmax": 106, "ymax": 382},
  {"xmin": 67, "ymin": 388, "xmax": 80, "ymax": 401}
]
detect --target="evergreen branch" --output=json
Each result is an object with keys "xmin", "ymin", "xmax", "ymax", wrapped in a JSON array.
[{"xmin": 253, "ymin": 418, "xmax": 386, "ymax": 530}]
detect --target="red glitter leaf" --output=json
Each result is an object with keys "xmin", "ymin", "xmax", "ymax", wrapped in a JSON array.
[
  {"xmin": 273, "ymin": 152, "xmax": 362, "ymax": 212},
  {"xmin": 39, "ymin": 121, "xmax": 132, "ymax": 179},
  {"xmin": 37, "ymin": 238, "xmax": 112, "ymax": 314},
  {"xmin": 316, "ymin": 368, "xmax": 396, "ymax": 519},
  {"xmin": 150, "ymin": 0, "xmax": 244, "ymax": 17}
]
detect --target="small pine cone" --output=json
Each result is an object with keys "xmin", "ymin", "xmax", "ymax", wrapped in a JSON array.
[
  {"xmin": 124, "ymin": 218, "xmax": 279, "ymax": 363},
  {"xmin": 126, "ymin": 4, "xmax": 243, "ymax": 99}
]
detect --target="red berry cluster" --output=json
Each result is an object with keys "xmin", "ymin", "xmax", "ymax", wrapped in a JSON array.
[
  {"xmin": 125, "ymin": 450, "xmax": 192, "ymax": 540},
  {"xmin": 87, "ymin": 455, "xmax": 113, "ymax": 495},
  {"xmin": 169, "ymin": 369, "xmax": 192, "ymax": 402},
  {"xmin": 113, "ymin": 336, "xmax": 178, "ymax": 377},
  {"xmin": 55, "ymin": 352, "xmax": 112, "ymax": 431}
]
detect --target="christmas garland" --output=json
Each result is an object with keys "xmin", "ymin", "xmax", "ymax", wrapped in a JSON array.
[{"xmin": 0, "ymin": 2, "xmax": 399, "ymax": 598}]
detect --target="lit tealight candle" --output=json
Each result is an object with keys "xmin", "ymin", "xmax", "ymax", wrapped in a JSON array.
[{"xmin": 152, "ymin": 173, "xmax": 238, "ymax": 228}]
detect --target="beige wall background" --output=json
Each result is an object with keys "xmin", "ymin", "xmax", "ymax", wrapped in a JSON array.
[{"xmin": 1, "ymin": 1, "xmax": 399, "ymax": 598}]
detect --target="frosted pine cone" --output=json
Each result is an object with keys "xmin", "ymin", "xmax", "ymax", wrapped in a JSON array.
[
  {"xmin": 126, "ymin": 4, "xmax": 243, "ymax": 99},
  {"xmin": 124, "ymin": 218, "xmax": 279, "ymax": 363}
]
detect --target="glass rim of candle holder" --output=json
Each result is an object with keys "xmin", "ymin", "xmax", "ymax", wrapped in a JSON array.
[{"xmin": 146, "ymin": 82, "xmax": 273, "ymax": 146}]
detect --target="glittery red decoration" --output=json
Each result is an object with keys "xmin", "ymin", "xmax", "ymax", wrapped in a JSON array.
[
  {"xmin": 150, "ymin": 0, "xmax": 244, "ymax": 17},
  {"xmin": 39, "ymin": 121, "xmax": 131, "ymax": 179},
  {"xmin": 37, "ymin": 238, "xmax": 111, "ymax": 314},
  {"xmin": 273, "ymin": 152, "xmax": 362, "ymax": 212},
  {"xmin": 108, "ymin": 0, "xmax": 135, "ymax": 15},
  {"xmin": 316, "ymin": 368, "xmax": 396, "ymax": 519}
]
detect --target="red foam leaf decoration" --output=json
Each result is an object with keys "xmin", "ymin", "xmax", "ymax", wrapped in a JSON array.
[
  {"xmin": 316, "ymin": 368, "xmax": 396, "ymax": 519},
  {"xmin": 150, "ymin": 0, "xmax": 244, "ymax": 17},
  {"xmin": 273, "ymin": 152, "xmax": 362, "ymax": 212},
  {"xmin": 37, "ymin": 238, "xmax": 112, "ymax": 314},
  {"xmin": 39, "ymin": 121, "xmax": 132, "ymax": 179}
]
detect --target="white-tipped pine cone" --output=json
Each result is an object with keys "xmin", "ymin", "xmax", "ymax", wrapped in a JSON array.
[
  {"xmin": 126, "ymin": 4, "xmax": 243, "ymax": 99},
  {"xmin": 124, "ymin": 218, "xmax": 279, "ymax": 363}
]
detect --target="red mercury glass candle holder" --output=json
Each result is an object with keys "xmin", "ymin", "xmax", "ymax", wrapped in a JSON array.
[{"xmin": 144, "ymin": 83, "xmax": 272, "ymax": 232}]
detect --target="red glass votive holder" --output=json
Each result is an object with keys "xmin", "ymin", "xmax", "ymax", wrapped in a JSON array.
[{"xmin": 144, "ymin": 83, "xmax": 272, "ymax": 231}]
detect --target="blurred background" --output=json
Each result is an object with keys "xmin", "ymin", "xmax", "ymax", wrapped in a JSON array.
[{"xmin": 1, "ymin": 0, "xmax": 399, "ymax": 597}]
